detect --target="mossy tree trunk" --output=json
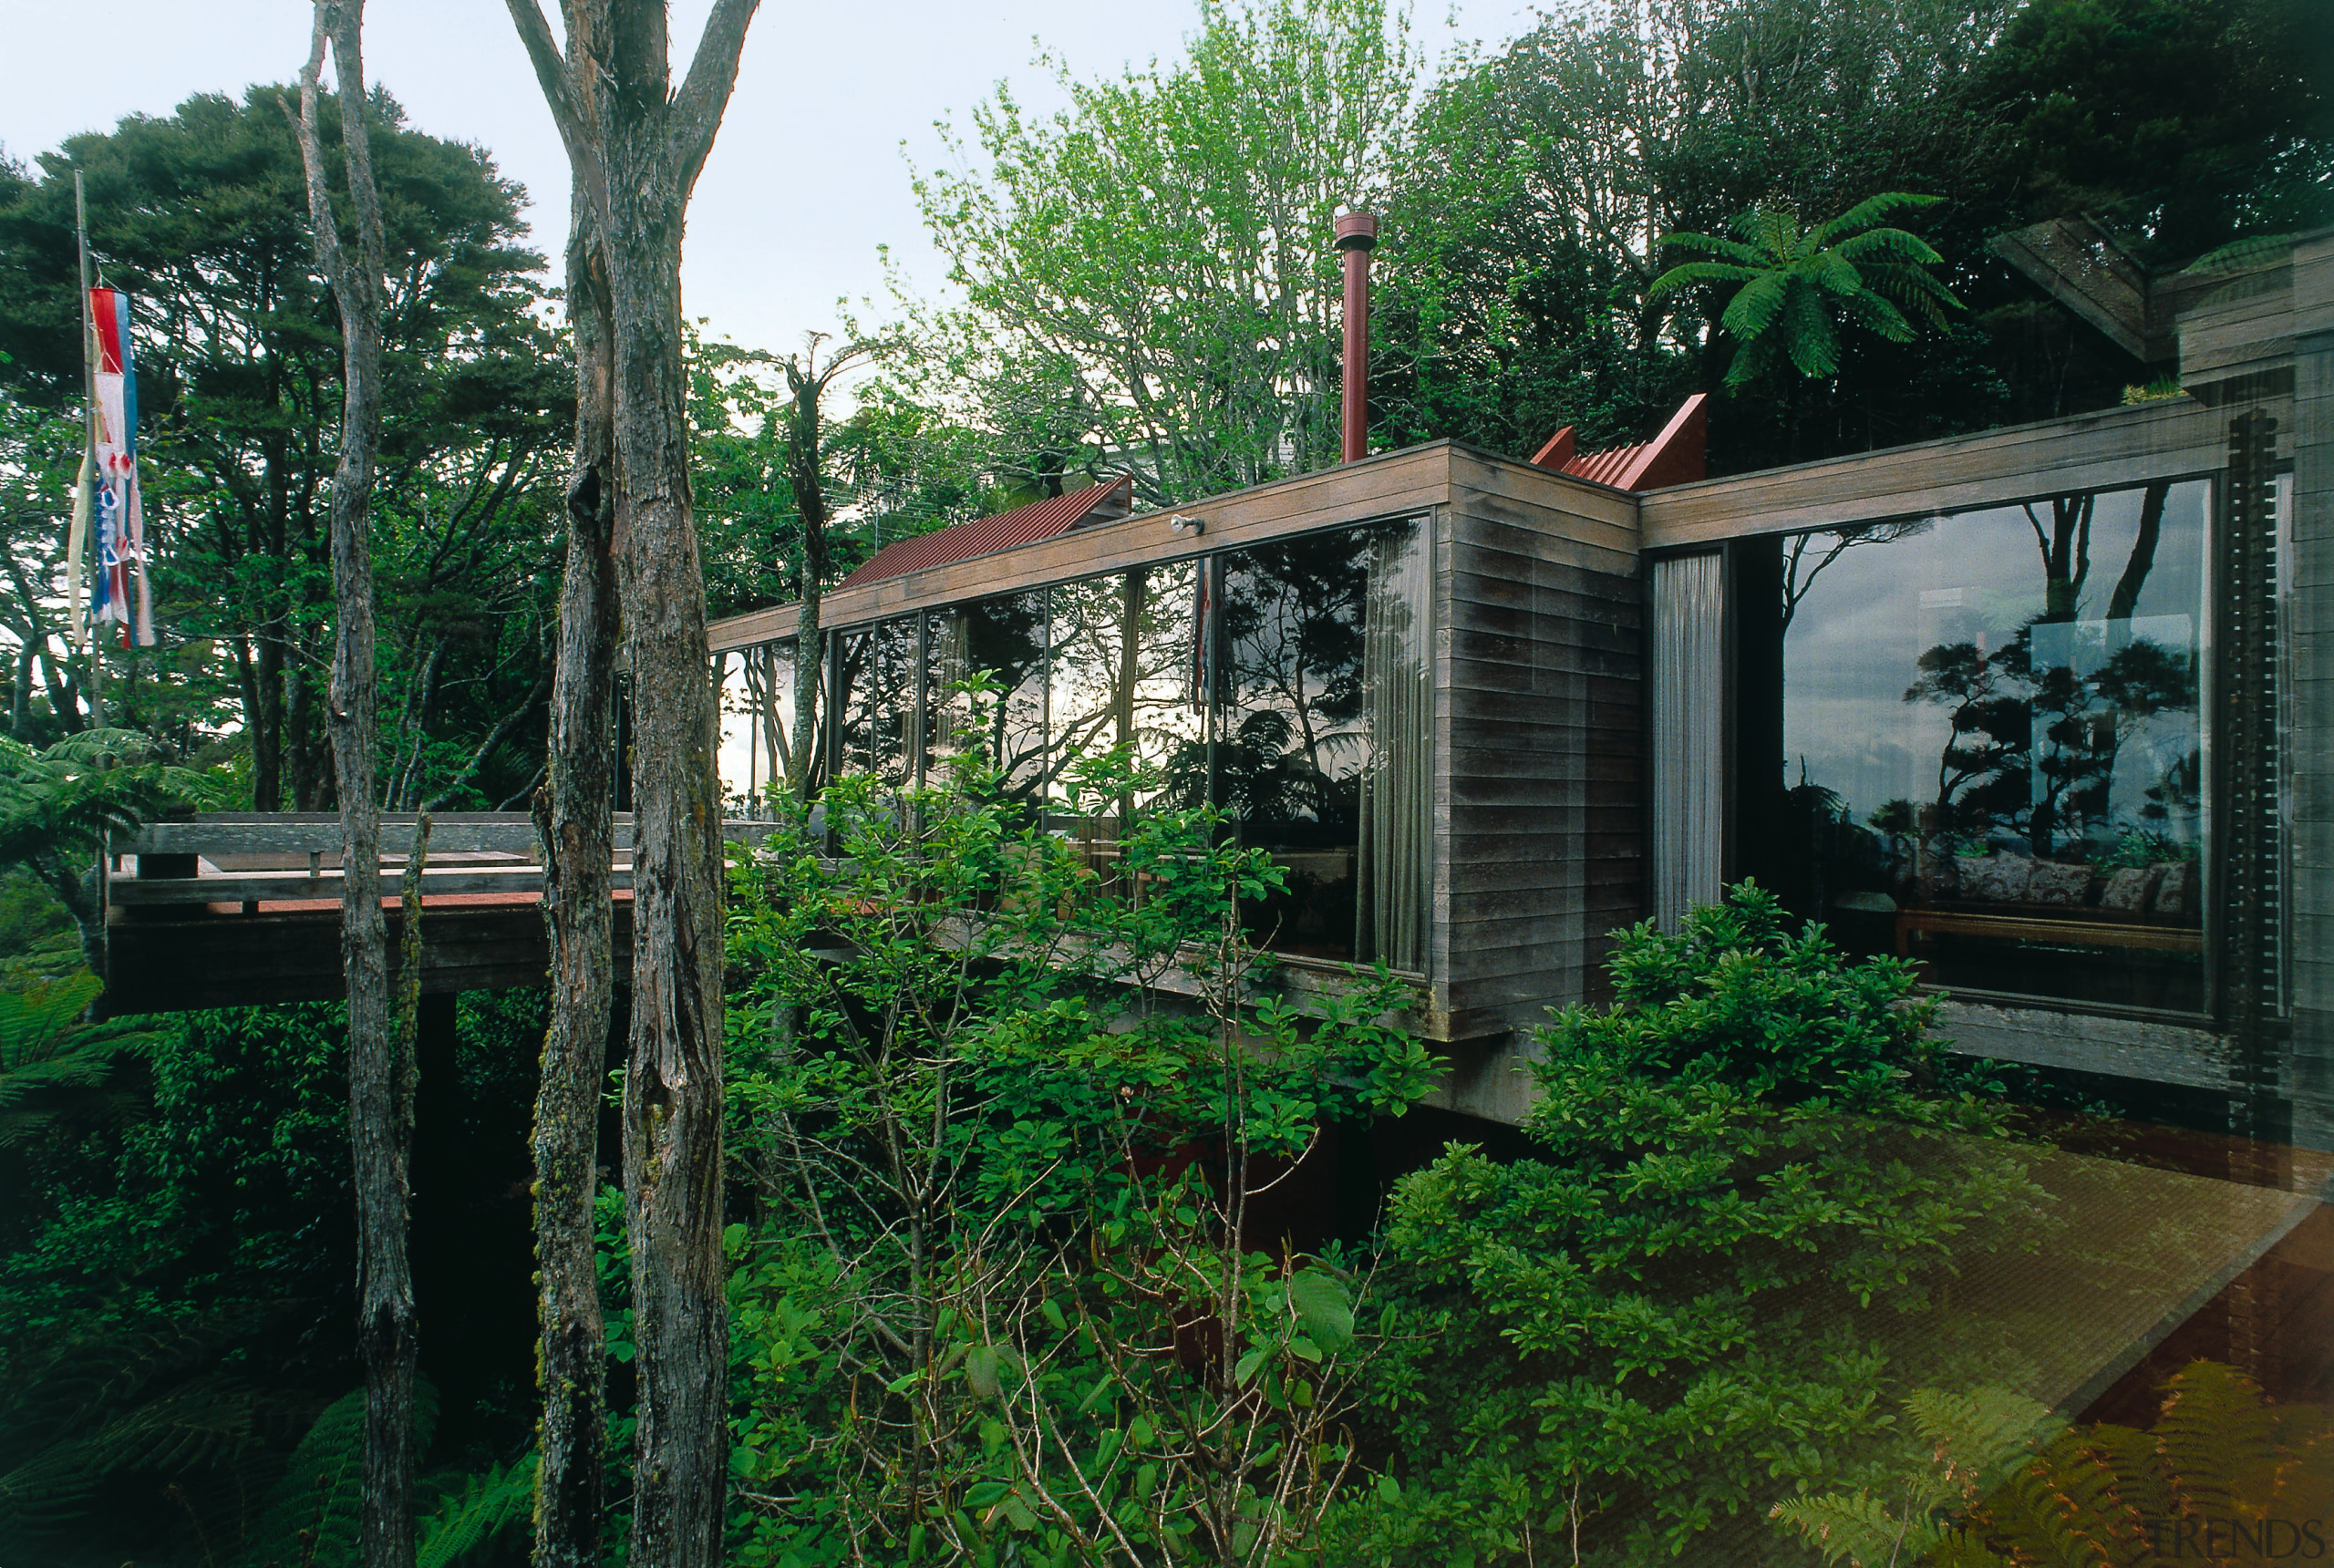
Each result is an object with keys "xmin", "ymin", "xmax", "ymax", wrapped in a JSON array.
[
  {"xmin": 504, "ymin": 4, "xmax": 759, "ymax": 1563},
  {"xmin": 526, "ymin": 170, "xmax": 619, "ymax": 1568},
  {"xmin": 284, "ymin": 4, "xmax": 407, "ymax": 1564}
]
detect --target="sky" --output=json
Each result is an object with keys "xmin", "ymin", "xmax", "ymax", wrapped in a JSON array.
[{"xmin": 4, "ymin": 0, "xmax": 1542, "ymax": 356}]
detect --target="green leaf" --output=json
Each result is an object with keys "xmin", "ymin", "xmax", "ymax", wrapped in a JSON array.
[
  {"xmin": 1286, "ymin": 1268, "xmax": 1356, "ymax": 1350},
  {"xmin": 966, "ymin": 1344, "xmax": 1001, "ymax": 1398}
]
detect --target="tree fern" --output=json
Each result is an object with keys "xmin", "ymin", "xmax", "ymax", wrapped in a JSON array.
[
  {"xmin": 1647, "ymin": 193, "xmax": 1960, "ymax": 392},
  {"xmin": 243, "ymin": 1380, "xmax": 439, "ymax": 1568},
  {"xmin": 0, "ymin": 969, "xmax": 158, "ymax": 1143},
  {"xmin": 1776, "ymin": 1363, "xmax": 2334, "ymax": 1566},
  {"xmin": 417, "ymin": 1452, "xmax": 539, "ymax": 1568}
]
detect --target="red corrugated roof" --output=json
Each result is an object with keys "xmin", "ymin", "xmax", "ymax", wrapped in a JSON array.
[
  {"xmin": 1534, "ymin": 394, "xmax": 1709, "ymax": 490},
  {"xmin": 838, "ymin": 475, "xmax": 1135, "ymax": 590}
]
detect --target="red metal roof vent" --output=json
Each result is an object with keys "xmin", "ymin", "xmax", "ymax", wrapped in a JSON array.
[
  {"xmin": 837, "ymin": 474, "xmax": 1136, "ymax": 591},
  {"xmin": 1529, "ymin": 394, "xmax": 1709, "ymax": 490}
]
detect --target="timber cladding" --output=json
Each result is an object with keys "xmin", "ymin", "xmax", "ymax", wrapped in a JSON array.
[{"xmin": 1434, "ymin": 449, "xmax": 1647, "ymax": 1044}]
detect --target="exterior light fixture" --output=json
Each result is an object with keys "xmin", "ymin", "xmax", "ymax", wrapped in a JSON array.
[{"xmin": 1169, "ymin": 514, "xmax": 1204, "ymax": 536}]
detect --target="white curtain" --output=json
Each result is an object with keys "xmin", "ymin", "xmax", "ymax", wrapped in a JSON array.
[
  {"xmin": 1358, "ymin": 521, "xmax": 1432, "ymax": 971},
  {"xmin": 1651, "ymin": 552, "xmax": 1726, "ymax": 929}
]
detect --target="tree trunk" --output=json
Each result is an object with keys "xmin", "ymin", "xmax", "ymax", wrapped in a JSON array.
[
  {"xmin": 529, "ymin": 173, "xmax": 617, "ymax": 1568},
  {"xmin": 604, "ymin": 162, "xmax": 730, "ymax": 1568},
  {"xmin": 790, "ymin": 583, "xmax": 820, "ymax": 799},
  {"xmin": 287, "ymin": 7, "xmax": 408, "ymax": 1566},
  {"xmin": 503, "ymin": 5, "xmax": 759, "ymax": 1563}
]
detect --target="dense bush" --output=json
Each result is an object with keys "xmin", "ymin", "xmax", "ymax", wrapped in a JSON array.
[
  {"xmin": 720, "ymin": 738, "xmax": 1435, "ymax": 1564},
  {"xmin": 1337, "ymin": 884, "xmax": 2044, "ymax": 1565}
]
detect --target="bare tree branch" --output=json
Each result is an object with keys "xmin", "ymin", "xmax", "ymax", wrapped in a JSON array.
[{"xmin": 670, "ymin": 0, "xmax": 761, "ymax": 191}]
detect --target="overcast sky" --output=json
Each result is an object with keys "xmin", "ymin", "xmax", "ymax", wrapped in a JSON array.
[{"xmin": 5, "ymin": 1, "xmax": 1541, "ymax": 355}]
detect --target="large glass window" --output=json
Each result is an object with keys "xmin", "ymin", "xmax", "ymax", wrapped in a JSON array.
[
  {"xmin": 1746, "ymin": 478, "xmax": 2211, "ymax": 1011},
  {"xmin": 717, "ymin": 639, "xmax": 798, "ymax": 819},
  {"xmin": 812, "ymin": 523, "xmax": 1430, "ymax": 971},
  {"xmin": 1217, "ymin": 520, "xmax": 1430, "ymax": 968}
]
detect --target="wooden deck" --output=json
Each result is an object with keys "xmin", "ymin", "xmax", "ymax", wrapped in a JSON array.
[{"xmin": 100, "ymin": 813, "xmax": 770, "ymax": 1015}]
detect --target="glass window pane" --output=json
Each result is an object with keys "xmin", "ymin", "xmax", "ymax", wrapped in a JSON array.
[
  {"xmin": 1045, "ymin": 573, "xmax": 1135, "ymax": 820},
  {"xmin": 1755, "ymin": 478, "xmax": 2210, "ymax": 1011},
  {"xmin": 832, "ymin": 626, "xmax": 873, "ymax": 780},
  {"xmin": 869, "ymin": 617, "xmax": 917, "ymax": 792},
  {"xmin": 1131, "ymin": 562, "xmax": 1209, "ymax": 810},
  {"xmin": 717, "ymin": 641, "xmax": 797, "ymax": 818},
  {"xmin": 954, "ymin": 590, "xmax": 1048, "ymax": 804},
  {"xmin": 1217, "ymin": 531, "xmax": 1375, "ymax": 962}
]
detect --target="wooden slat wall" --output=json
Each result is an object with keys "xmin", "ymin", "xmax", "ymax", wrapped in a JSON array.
[
  {"xmin": 2286, "ymin": 235, "xmax": 2334, "ymax": 1150},
  {"xmin": 1432, "ymin": 449, "xmax": 1645, "ymax": 1058}
]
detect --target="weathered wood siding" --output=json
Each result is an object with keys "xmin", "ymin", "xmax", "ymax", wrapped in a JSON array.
[
  {"xmin": 1432, "ymin": 449, "xmax": 1645, "ymax": 1054},
  {"xmin": 2284, "ymin": 235, "xmax": 2334, "ymax": 1150}
]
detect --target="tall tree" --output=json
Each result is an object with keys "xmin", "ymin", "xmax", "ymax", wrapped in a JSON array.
[
  {"xmin": 282, "ymin": 3, "xmax": 408, "ymax": 1566},
  {"xmin": 526, "ymin": 168, "xmax": 617, "ymax": 1568},
  {"xmin": 777, "ymin": 334, "xmax": 871, "ymax": 799},
  {"xmin": 904, "ymin": 0, "xmax": 1420, "ymax": 505},
  {"xmin": 0, "ymin": 90, "xmax": 562, "ymax": 809},
  {"xmin": 502, "ymin": 3, "xmax": 758, "ymax": 1563}
]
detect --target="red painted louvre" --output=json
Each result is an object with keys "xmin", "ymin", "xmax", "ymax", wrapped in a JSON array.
[{"xmin": 1529, "ymin": 393, "xmax": 1709, "ymax": 490}]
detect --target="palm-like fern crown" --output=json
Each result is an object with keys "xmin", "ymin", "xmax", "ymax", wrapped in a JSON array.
[
  {"xmin": 1649, "ymin": 191, "xmax": 1962, "ymax": 390},
  {"xmin": 0, "ymin": 731, "xmax": 203, "ymax": 872}
]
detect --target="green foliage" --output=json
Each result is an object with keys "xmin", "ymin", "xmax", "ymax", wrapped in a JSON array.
[
  {"xmin": 903, "ymin": 0, "xmax": 1421, "ymax": 504},
  {"xmin": 241, "ymin": 1381, "xmax": 439, "ymax": 1568},
  {"xmin": 725, "ymin": 726, "xmax": 1435, "ymax": 1563},
  {"xmin": 1650, "ymin": 194, "xmax": 1963, "ymax": 391},
  {"xmin": 1977, "ymin": 0, "xmax": 2332, "ymax": 266},
  {"xmin": 416, "ymin": 1451, "xmax": 538, "ymax": 1568},
  {"xmin": 0, "ymin": 970, "xmax": 156, "ymax": 1145},
  {"xmin": 0, "ymin": 86, "xmax": 565, "ymax": 809},
  {"xmin": 1775, "ymin": 1361, "xmax": 2334, "ymax": 1567},
  {"xmin": 1340, "ymin": 883, "xmax": 2039, "ymax": 1562}
]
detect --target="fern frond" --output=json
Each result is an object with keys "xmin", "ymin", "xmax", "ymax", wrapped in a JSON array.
[
  {"xmin": 1647, "ymin": 260, "xmax": 1761, "ymax": 300},
  {"xmin": 1771, "ymin": 1490, "xmax": 1940, "ymax": 1566},
  {"xmin": 1657, "ymin": 230, "xmax": 1761, "ymax": 267},
  {"xmin": 418, "ymin": 1453, "xmax": 540, "ymax": 1568},
  {"xmin": 1840, "ymin": 289, "xmax": 1916, "ymax": 344},
  {"xmin": 243, "ymin": 1380, "xmax": 439, "ymax": 1568},
  {"xmin": 1721, "ymin": 271, "xmax": 1792, "ymax": 342},
  {"xmin": 1812, "ymin": 193, "xmax": 1940, "ymax": 248},
  {"xmin": 1833, "ymin": 227, "xmax": 1946, "ymax": 268},
  {"xmin": 1782, "ymin": 285, "xmax": 1841, "ymax": 377}
]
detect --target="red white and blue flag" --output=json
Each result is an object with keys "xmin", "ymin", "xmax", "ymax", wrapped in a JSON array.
[{"xmin": 83, "ymin": 286, "xmax": 155, "ymax": 648}]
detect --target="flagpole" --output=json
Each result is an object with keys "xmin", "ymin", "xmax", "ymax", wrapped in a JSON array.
[{"xmin": 74, "ymin": 170, "xmax": 104, "ymax": 730}]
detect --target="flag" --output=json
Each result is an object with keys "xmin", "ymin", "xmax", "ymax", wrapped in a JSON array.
[{"xmin": 87, "ymin": 286, "xmax": 155, "ymax": 648}]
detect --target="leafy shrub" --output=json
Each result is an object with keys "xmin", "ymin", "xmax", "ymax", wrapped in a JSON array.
[
  {"xmin": 723, "ymin": 733, "xmax": 1436, "ymax": 1564},
  {"xmin": 1339, "ymin": 883, "xmax": 2041, "ymax": 1564}
]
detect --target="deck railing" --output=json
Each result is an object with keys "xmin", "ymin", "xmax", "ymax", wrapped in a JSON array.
[{"xmin": 107, "ymin": 812, "xmax": 773, "ymax": 911}]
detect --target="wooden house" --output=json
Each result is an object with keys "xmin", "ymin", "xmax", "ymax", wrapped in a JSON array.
[{"xmin": 709, "ymin": 227, "xmax": 2333, "ymax": 1151}]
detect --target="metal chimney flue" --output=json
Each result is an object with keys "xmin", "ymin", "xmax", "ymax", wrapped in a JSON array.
[{"xmin": 1336, "ymin": 211, "xmax": 1378, "ymax": 463}]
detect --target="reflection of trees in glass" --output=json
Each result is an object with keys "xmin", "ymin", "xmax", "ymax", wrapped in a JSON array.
[
  {"xmin": 1217, "ymin": 533, "xmax": 1368, "ymax": 835},
  {"xmin": 1903, "ymin": 639, "xmax": 2032, "ymax": 841},
  {"xmin": 960, "ymin": 593, "xmax": 1047, "ymax": 799},
  {"xmin": 1895, "ymin": 480, "xmax": 2195, "ymax": 864},
  {"xmin": 1781, "ymin": 519, "xmax": 1930, "ymax": 630},
  {"xmin": 1903, "ymin": 628, "xmax": 2196, "ymax": 861}
]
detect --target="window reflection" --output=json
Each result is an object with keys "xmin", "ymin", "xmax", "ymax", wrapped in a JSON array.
[
  {"xmin": 1749, "ymin": 479, "xmax": 2210, "ymax": 1011},
  {"xmin": 717, "ymin": 639, "xmax": 798, "ymax": 818},
  {"xmin": 810, "ymin": 522, "xmax": 1431, "ymax": 973}
]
